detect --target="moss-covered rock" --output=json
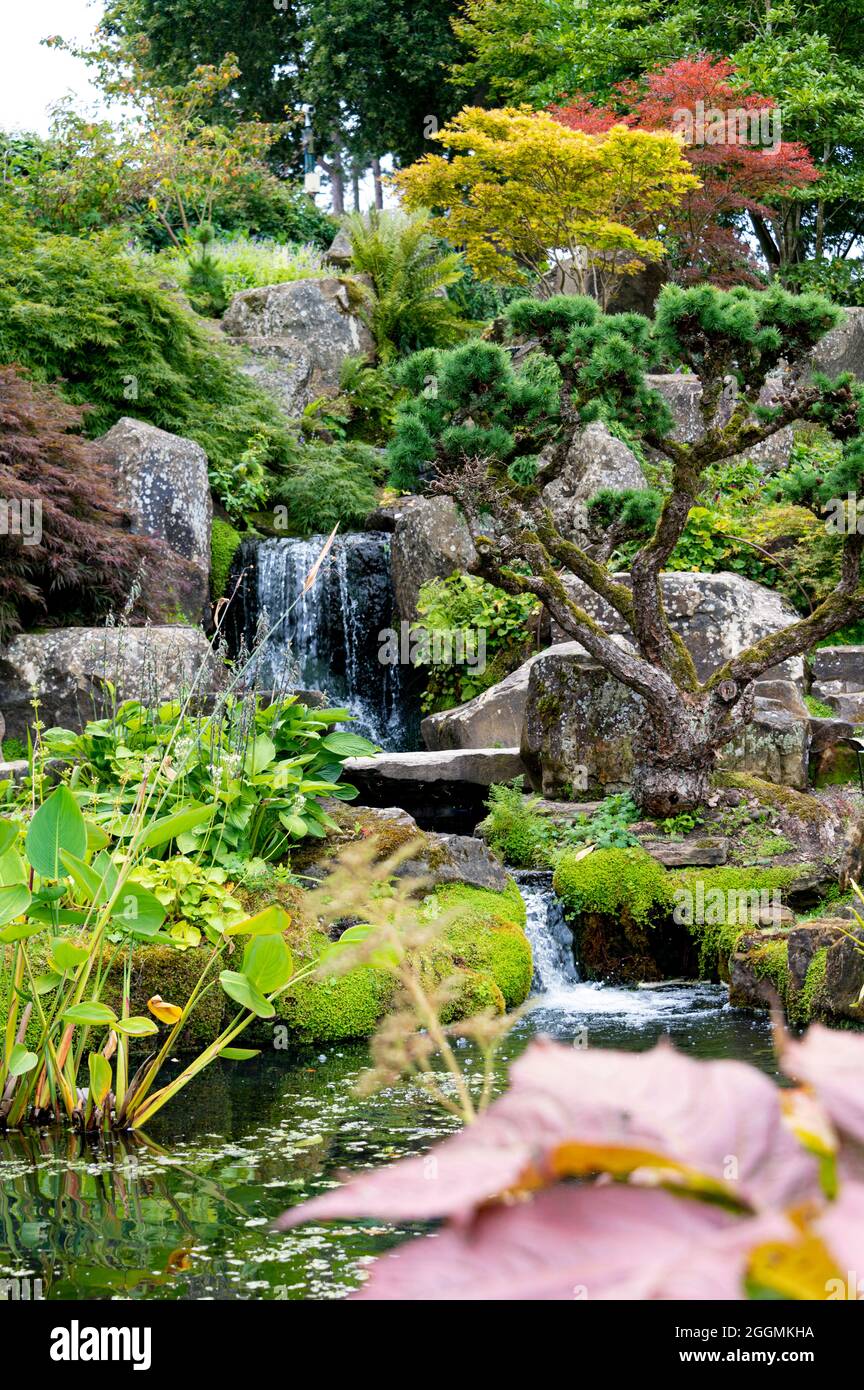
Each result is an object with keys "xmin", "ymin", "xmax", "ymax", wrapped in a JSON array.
[
  {"xmin": 268, "ymin": 929, "xmax": 396, "ymax": 1043},
  {"xmin": 425, "ymin": 879, "xmax": 532, "ymax": 1010}
]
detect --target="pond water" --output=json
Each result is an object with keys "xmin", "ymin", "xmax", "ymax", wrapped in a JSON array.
[{"xmin": 0, "ymin": 880, "xmax": 775, "ymax": 1302}]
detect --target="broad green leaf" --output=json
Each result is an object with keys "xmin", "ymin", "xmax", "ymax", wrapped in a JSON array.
[
  {"xmin": 243, "ymin": 934, "xmax": 294, "ymax": 994},
  {"xmin": 8, "ymin": 1044, "xmax": 38, "ymax": 1078},
  {"xmin": 223, "ymin": 903, "xmax": 291, "ymax": 938},
  {"xmin": 320, "ymin": 731, "xmax": 379, "ymax": 757},
  {"xmin": 88, "ymin": 1052, "xmax": 112, "ymax": 1106},
  {"xmin": 0, "ymin": 846, "xmax": 26, "ymax": 886},
  {"xmin": 244, "ymin": 734, "xmax": 276, "ymax": 775},
  {"xmin": 133, "ymin": 802, "xmax": 215, "ymax": 851},
  {"xmin": 26, "ymin": 786, "xmax": 88, "ymax": 878},
  {"xmin": 85, "ymin": 819, "xmax": 111, "ymax": 853},
  {"xmin": 50, "ymin": 938, "xmax": 90, "ymax": 972},
  {"xmin": 112, "ymin": 1016, "xmax": 159, "ymax": 1037},
  {"xmin": 219, "ymin": 1047, "xmax": 260, "ymax": 1061},
  {"xmin": 60, "ymin": 850, "xmax": 105, "ymax": 905},
  {"xmin": 62, "ymin": 1002, "xmax": 117, "ymax": 1027},
  {"xmin": 0, "ymin": 883, "xmax": 31, "ymax": 927},
  {"xmin": 109, "ymin": 884, "xmax": 166, "ymax": 935},
  {"xmin": 32, "ymin": 972, "xmax": 62, "ymax": 996},
  {"xmin": 279, "ymin": 813, "xmax": 309, "ymax": 837},
  {"xmin": 219, "ymin": 970, "xmax": 275, "ymax": 1018}
]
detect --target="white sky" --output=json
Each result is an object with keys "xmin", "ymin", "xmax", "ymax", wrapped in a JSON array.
[{"xmin": 0, "ymin": 0, "xmax": 108, "ymax": 135}]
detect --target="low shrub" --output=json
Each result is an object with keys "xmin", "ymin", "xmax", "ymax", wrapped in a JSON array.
[
  {"xmin": 415, "ymin": 573, "xmax": 540, "ymax": 712},
  {"xmin": 268, "ymin": 441, "xmax": 384, "ymax": 534}
]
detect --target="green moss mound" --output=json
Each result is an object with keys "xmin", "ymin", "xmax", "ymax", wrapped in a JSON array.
[
  {"xmin": 553, "ymin": 846, "xmax": 671, "ymax": 927},
  {"xmin": 272, "ymin": 930, "xmax": 396, "ymax": 1043},
  {"xmin": 427, "ymin": 880, "xmax": 532, "ymax": 1010}
]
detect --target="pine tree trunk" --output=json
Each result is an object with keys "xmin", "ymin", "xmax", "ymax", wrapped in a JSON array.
[{"xmin": 629, "ymin": 697, "xmax": 719, "ymax": 817}]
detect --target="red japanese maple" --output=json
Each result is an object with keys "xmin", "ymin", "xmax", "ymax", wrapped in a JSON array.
[{"xmin": 551, "ymin": 56, "xmax": 821, "ymax": 284}]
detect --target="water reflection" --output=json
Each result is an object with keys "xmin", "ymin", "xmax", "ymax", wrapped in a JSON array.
[{"xmin": 0, "ymin": 997, "xmax": 774, "ymax": 1301}]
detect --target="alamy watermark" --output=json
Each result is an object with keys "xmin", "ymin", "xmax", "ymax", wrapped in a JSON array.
[
  {"xmin": 0, "ymin": 498, "xmax": 42, "ymax": 546},
  {"xmin": 378, "ymin": 621, "xmax": 487, "ymax": 674},
  {"xmin": 672, "ymin": 100, "xmax": 781, "ymax": 153},
  {"xmin": 0, "ymin": 1275, "xmax": 43, "ymax": 1300},
  {"xmin": 824, "ymin": 495, "xmax": 864, "ymax": 534},
  {"xmin": 673, "ymin": 881, "xmax": 783, "ymax": 926}
]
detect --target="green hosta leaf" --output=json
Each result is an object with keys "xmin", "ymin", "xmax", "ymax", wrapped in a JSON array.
[
  {"xmin": 0, "ymin": 883, "xmax": 31, "ymax": 927},
  {"xmin": 62, "ymin": 1002, "xmax": 117, "ymax": 1027},
  {"xmin": 112, "ymin": 1016, "xmax": 159, "ymax": 1037},
  {"xmin": 50, "ymin": 938, "xmax": 90, "ymax": 972},
  {"xmin": 320, "ymin": 732, "xmax": 379, "ymax": 757},
  {"xmin": 219, "ymin": 970, "xmax": 275, "ymax": 1018},
  {"xmin": 0, "ymin": 818, "xmax": 19, "ymax": 857},
  {"xmin": 132, "ymin": 802, "xmax": 215, "ymax": 851},
  {"xmin": 278, "ymin": 813, "xmax": 309, "ymax": 838},
  {"xmin": 243, "ymin": 934, "xmax": 294, "ymax": 994},
  {"xmin": 88, "ymin": 1052, "xmax": 112, "ymax": 1106},
  {"xmin": 8, "ymin": 1044, "xmax": 38, "ymax": 1078},
  {"xmin": 245, "ymin": 734, "xmax": 276, "ymax": 775},
  {"xmin": 322, "ymin": 782, "xmax": 359, "ymax": 801},
  {"xmin": 26, "ymin": 786, "xmax": 88, "ymax": 878},
  {"xmin": 219, "ymin": 1047, "xmax": 261, "ymax": 1061},
  {"xmin": 223, "ymin": 904, "xmax": 291, "ymax": 938}
]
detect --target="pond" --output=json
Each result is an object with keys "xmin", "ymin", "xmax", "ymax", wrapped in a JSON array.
[{"xmin": 0, "ymin": 880, "xmax": 775, "ymax": 1302}]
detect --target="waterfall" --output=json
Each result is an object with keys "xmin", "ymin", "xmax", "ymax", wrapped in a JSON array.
[
  {"xmin": 245, "ymin": 533, "xmax": 415, "ymax": 749},
  {"xmin": 513, "ymin": 872, "xmax": 730, "ymax": 1032},
  {"xmin": 515, "ymin": 871, "xmax": 580, "ymax": 992}
]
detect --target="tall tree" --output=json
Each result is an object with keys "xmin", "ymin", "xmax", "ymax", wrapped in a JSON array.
[
  {"xmin": 99, "ymin": 0, "xmax": 470, "ymax": 201},
  {"xmin": 552, "ymin": 57, "xmax": 821, "ymax": 282}
]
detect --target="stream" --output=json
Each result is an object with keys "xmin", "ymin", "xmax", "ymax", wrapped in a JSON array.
[{"xmin": 0, "ymin": 877, "xmax": 773, "ymax": 1302}]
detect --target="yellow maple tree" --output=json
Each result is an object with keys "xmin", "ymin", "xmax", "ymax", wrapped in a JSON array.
[{"xmin": 393, "ymin": 106, "xmax": 700, "ymax": 303}]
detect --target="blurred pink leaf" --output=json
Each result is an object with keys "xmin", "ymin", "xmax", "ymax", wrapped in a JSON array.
[
  {"xmin": 278, "ymin": 1039, "xmax": 816, "ymax": 1231},
  {"xmin": 816, "ymin": 1182, "xmax": 864, "ymax": 1295},
  {"xmin": 781, "ymin": 1025, "xmax": 864, "ymax": 1147},
  {"xmin": 350, "ymin": 1186, "xmax": 793, "ymax": 1301}
]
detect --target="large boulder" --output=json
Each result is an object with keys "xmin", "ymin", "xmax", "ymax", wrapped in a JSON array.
[
  {"xmin": 521, "ymin": 643, "xmax": 810, "ymax": 799},
  {"xmin": 550, "ymin": 571, "xmax": 804, "ymax": 684},
  {"xmin": 810, "ymin": 645, "xmax": 864, "ymax": 721},
  {"xmin": 391, "ymin": 495, "xmax": 478, "ymax": 621},
  {"xmin": 421, "ymin": 651, "xmax": 544, "ymax": 751},
  {"xmin": 541, "ymin": 421, "xmax": 646, "ymax": 538},
  {"xmin": 0, "ymin": 627, "xmax": 229, "ymax": 741},
  {"xmin": 221, "ymin": 277, "xmax": 375, "ymax": 418},
  {"xmin": 799, "ymin": 306, "xmax": 864, "ymax": 383},
  {"xmin": 97, "ymin": 417, "xmax": 212, "ymax": 621},
  {"xmin": 647, "ymin": 373, "xmax": 736, "ymax": 444}
]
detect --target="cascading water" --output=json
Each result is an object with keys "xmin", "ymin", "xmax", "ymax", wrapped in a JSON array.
[
  {"xmin": 516, "ymin": 871, "xmax": 580, "ymax": 992},
  {"xmin": 513, "ymin": 871, "xmax": 737, "ymax": 1040},
  {"xmin": 229, "ymin": 532, "xmax": 417, "ymax": 750}
]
